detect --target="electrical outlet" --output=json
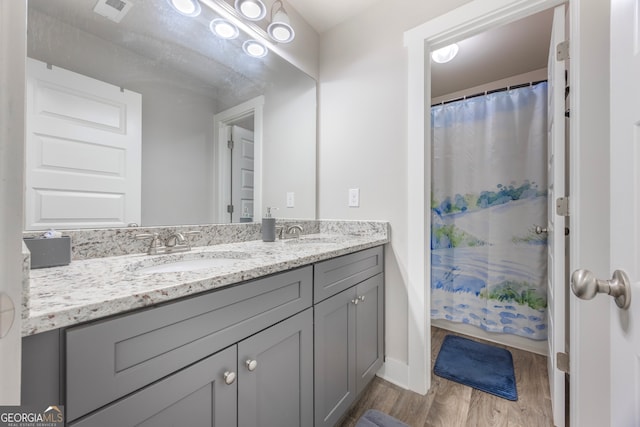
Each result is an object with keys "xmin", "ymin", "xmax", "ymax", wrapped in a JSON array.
[
  {"xmin": 348, "ymin": 188, "xmax": 360, "ymax": 207},
  {"xmin": 286, "ymin": 192, "xmax": 295, "ymax": 208}
]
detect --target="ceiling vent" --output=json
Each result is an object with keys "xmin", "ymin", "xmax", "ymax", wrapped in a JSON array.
[{"xmin": 93, "ymin": 0, "xmax": 134, "ymax": 23}]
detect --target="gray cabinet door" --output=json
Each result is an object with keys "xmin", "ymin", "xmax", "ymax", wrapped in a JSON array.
[
  {"xmin": 355, "ymin": 273, "xmax": 384, "ymax": 394},
  {"xmin": 314, "ymin": 287, "xmax": 357, "ymax": 427},
  {"xmin": 238, "ymin": 309, "xmax": 313, "ymax": 427},
  {"xmin": 69, "ymin": 345, "xmax": 237, "ymax": 427}
]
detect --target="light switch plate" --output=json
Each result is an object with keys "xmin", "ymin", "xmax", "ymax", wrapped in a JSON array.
[
  {"xmin": 348, "ymin": 188, "xmax": 360, "ymax": 207},
  {"xmin": 286, "ymin": 192, "xmax": 295, "ymax": 208}
]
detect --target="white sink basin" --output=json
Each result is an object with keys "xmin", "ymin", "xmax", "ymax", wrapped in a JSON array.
[{"xmin": 129, "ymin": 251, "xmax": 251, "ymax": 274}]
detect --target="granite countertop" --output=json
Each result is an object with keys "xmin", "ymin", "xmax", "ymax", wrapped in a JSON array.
[{"xmin": 23, "ymin": 233, "xmax": 388, "ymax": 336}]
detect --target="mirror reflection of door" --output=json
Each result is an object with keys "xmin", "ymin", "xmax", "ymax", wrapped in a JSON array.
[{"xmin": 230, "ymin": 124, "xmax": 254, "ymax": 223}]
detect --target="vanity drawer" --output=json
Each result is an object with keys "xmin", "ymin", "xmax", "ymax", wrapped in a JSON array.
[
  {"xmin": 66, "ymin": 266, "xmax": 312, "ymax": 422},
  {"xmin": 313, "ymin": 246, "xmax": 383, "ymax": 303}
]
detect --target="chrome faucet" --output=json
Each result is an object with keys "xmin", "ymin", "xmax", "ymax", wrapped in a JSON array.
[
  {"xmin": 135, "ymin": 231, "xmax": 200, "ymax": 255},
  {"xmin": 135, "ymin": 232, "xmax": 166, "ymax": 255},
  {"xmin": 285, "ymin": 224, "xmax": 304, "ymax": 239}
]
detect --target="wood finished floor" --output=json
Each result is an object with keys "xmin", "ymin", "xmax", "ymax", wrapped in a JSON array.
[{"xmin": 338, "ymin": 327, "xmax": 554, "ymax": 427}]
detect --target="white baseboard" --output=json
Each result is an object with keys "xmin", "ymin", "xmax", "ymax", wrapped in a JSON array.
[
  {"xmin": 432, "ymin": 319, "xmax": 548, "ymax": 355},
  {"xmin": 376, "ymin": 357, "xmax": 410, "ymax": 389}
]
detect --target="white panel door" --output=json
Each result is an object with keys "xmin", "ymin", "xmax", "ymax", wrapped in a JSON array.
[
  {"xmin": 25, "ymin": 58, "xmax": 141, "ymax": 230},
  {"xmin": 546, "ymin": 5, "xmax": 566, "ymax": 427},
  {"xmin": 231, "ymin": 125, "xmax": 254, "ymax": 222},
  {"xmin": 609, "ymin": 0, "xmax": 640, "ymax": 425}
]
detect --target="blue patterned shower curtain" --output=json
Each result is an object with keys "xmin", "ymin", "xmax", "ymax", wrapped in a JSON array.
[{"xmin": 430, "ymin": 82, "xmax": 548, "ymax": 340}]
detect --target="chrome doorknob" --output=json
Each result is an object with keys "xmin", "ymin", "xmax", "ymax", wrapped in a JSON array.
[
  {"xmin": 570, "ymin": 269, "xmax": 631, "ymax": 310},
  {"xmin": 223, "ymin": 371, "xmax": 236, "ymax": 385},
  {"xmin": 246, "ymin": 359, "xmax": 257, "ymax": 371},
  {"xmin": 535, "ymin": 225, "xmax": 548, "ymax": 234}
]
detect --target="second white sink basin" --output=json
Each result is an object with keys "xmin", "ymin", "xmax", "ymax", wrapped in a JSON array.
[{"xmin": 130, "ymin": 251, "xmax": 251, "ymax": 274}]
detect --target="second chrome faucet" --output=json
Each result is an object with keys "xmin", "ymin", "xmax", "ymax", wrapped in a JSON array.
[{"xmin": 276, "ymin": 224, "xmax": 304, "ymax": 240}]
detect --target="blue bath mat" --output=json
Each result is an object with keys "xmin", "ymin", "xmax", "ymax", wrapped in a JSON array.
[{"xmin": 433, "ymin": 335, "xmax": 518, "ymax": 401}]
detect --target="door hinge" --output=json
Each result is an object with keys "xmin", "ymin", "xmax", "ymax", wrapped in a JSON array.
[
  {"xmin": 557, "ymin": 40, "xmax": 570, "ymax": 61},
  {"xmin": 556, "ymin": 197, "xmax": 569, "ymax": 216},
  {"xmin": 227, "ymin": 204, "xmax": 234, "ymax": 213},
  {"xmin": 557, "ymin": 352, "xmax": 570, "ymax": 373},
  {"xmin": 227, "ymin": 139, "xmax": 234, "ymax": 150}
]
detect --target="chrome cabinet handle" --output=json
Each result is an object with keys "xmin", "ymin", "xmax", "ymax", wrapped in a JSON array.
[
  {"xmin": 359, "ymin": 295, "xmax": 366, "ymax": 303},
  {"xmin": 223, "ymin": 371, "xmax": 236, "ymax": 385},
  {"xmin": 535, "ymin": 225, "xmax": 548, "ymax": 234},
  {"xmin": 351, "ymin": 298, "xmax": 359, "ymax": 305},
  {"xmin": 246, "ymin": 359, "xmax": 258, "ymax": 371},
  {"xmin": 571, "ymin": 269, "xmax": 631, "ymax": 310}
]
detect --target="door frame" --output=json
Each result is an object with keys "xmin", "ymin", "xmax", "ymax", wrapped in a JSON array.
[
  {"xmin": 404, "ymin": 0, "xmax": 565, "ymax": 396},
  {"xmin": 213, "ymin": 96, "xmax": 264, "ymax": 223},
  {"xmin": 405, "ymin": 1, "xmax": 611, "ymax": 425},
  {"xmin": 0, "ymin": 0, "xmax": 26, "ymax": 404}
]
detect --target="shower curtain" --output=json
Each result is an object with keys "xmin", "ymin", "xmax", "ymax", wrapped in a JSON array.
[{"xmin": 430, "ymin": 82, "xmax": 548, "ymax": 340}]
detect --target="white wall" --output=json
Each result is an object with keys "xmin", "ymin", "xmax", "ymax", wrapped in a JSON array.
[
  {"xmin": 262, "ymin": 70, "xmax": 317, "ymax": 219},
  {"xmin": 137, "ymin": 82, "xmax": 217, "ymax": 226},
  {"xmin": 318, "ymin": 0, "xmax": 472, "ymax": 381}
]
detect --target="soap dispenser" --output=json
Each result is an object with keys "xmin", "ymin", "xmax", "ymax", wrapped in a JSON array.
[{"xmin": 262, "ymin": 207, "xmax": 276, "ymax": 242}]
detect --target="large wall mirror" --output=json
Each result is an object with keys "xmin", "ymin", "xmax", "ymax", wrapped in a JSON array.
[{"xmin": 25, "ymin": 0, "xmax": 316, "ymax": 230}]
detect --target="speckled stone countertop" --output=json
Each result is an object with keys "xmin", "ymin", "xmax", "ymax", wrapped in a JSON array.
[{"xmin": 23, "ymin": 230, "xmax": 388, "ymax": 336}]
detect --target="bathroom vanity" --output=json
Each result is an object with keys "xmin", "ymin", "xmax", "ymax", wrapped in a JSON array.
[{"xmin": 21, "ymin": 222, "xmax": 387, "ymax": 427}]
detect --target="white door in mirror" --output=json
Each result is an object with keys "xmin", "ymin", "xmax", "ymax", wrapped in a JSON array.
[
  {"xmin": 25, "ymin": 58, "xmax": 142, "ymax": 230},
  {"xmin": 231, "ymin": 125, "xmax": 255, "ymax": 222}
]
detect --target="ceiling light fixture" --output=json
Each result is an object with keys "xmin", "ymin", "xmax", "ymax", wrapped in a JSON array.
[
  {"xmin": 167, "ymin": 0, "xmax": 202, "ymax": 17},
  {"xmin": 210, "ymin": 18, "xmax": 239, "ymax": 39},
  {"xmin": 431, "ymin": 43, "xmax": 459, "ymax": 64},
  {"xmin": 242, "ymin": 39, "xmax": 268, "ymax": 58},
  {"xmin": 234, "ymin": 0, "xmax": 267, "ymax": 21},
  {"xmin": 267, "ymin": 0, "xmax": 295, "ymax": 43}
]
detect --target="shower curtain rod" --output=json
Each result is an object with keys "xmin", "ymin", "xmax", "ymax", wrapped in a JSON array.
[{"xmin": 431, "ymin": 79, "xmax": 548, "ymax": 107}]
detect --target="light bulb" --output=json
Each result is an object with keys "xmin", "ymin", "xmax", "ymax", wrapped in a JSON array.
[
  {"xmin": 168, "ymin": 0, "xmax": 201, "ymax": 17},
  {"xmin": 243, "ymin": 40, "xmax": 268, "ymax": 58},
  {"xmin": 235, "ymin": 0, "xmax": 266, "ymax": 21},
  {"xmin": 210, "ymin": 19, "xmax": 239, "ymax": 39},
  {"xmin": 431, "ymin": 44, "xmax": 459, "ymax": 64}
]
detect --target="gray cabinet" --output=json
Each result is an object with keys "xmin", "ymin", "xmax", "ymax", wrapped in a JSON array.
[
  {"xmin": 69, "ymin": 309, "xmax": 314, "ymax": 427},
  {"xmin": 238, "ymin": 308, "xmax": 313, "ymax": 427},
  {"xmin": 65, "ymin": 266, "xmax": 312, "ymax": 421},
  {"xmin": 314, "ymin": 273, "xmax": 384, "ymax": 427},
  {"xmin": 314, "ymin": 284, "xmax": 357, "ymax": 427},
  {"xmin": 22, "ymin": 245, "xmax": 385, "ymax": 427},
  {"xmin": 69, "ymin": 346, "xmax": 237, "ymax": 427}
]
